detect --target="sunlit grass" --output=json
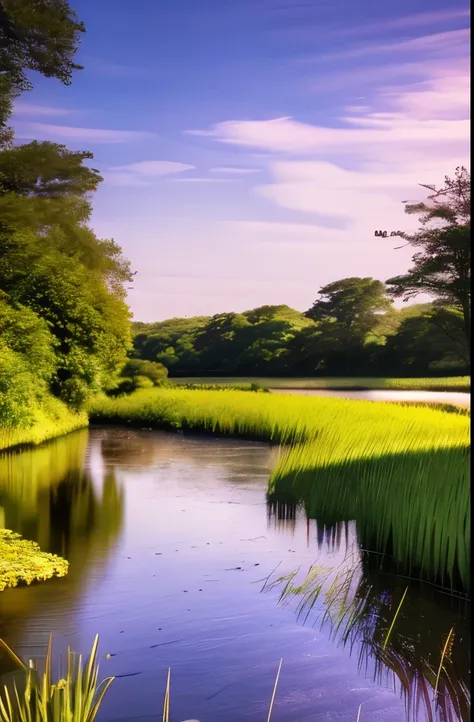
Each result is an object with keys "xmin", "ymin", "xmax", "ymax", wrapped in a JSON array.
[
  {"xmin": 0, "ymin": 530, "xmax": 68, "ymax": 591},
  {"xmin": 89, "ymin": 388, "xmax": 470, "ymax": 589},
  {"xmin": 0, "ymin": 394, "xmax": 87, "ymax": 452},
  {"xmin": 171, "ymin": 376, "xmax": 470, "ymax": 392}
]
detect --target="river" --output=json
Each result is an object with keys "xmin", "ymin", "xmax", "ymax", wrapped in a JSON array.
[
  {"xmin": 0, "ymin": 427, "xmax": 470, "ymax": 721},
  {"xmin": 270, "ymin": 388, "xmax": 470, "ymax": 407}
]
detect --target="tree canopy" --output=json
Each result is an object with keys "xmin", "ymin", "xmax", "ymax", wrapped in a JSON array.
[{"xmin": 386, "ymin": 167, "xmax": 471, "ymax": 354}]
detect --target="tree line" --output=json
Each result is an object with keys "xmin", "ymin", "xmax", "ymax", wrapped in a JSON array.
[{"xmin": 131, "ymin": 287, "xmax": 469, "ymax": 380}]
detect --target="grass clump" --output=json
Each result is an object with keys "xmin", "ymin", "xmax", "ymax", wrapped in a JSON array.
[
  {"xmin": 89, "ymin": 388, "xmax": 470, "ymax": 590},
  {"xmin": 0, "ymin": 635, "xmax": 113, "ymax": 722},
  {"xmin": 0, "ymin": 530, "xmax": 68, "ymax": 591}
]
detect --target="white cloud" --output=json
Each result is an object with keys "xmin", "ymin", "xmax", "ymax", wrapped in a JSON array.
[
  {"xmin": 111, "ymin": 160, "xmax": 194, "ymax": 175},
  {"xmin": 210, "ymin": 166, "xmax": 262, "ymax": 174},
  {"xmin": 15, "ymin": 123, "xmax": 153, "ymax": 143},
  {"xmin": 187, "ymin": 115, "xmax": 468, "ymax": 155},
  {"xmin": 13, "ymin": 103, "xmax": 72, "ymax": 117}
]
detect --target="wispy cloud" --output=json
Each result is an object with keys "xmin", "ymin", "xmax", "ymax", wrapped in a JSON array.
[
  {"xmin": 111, "ymin": 161, "xmax": 194, "ymax": 175},
  {"xmin": 333, "ymin": 8, "xmax": 470, "ymax": 38},
  {"xmin": 308, "ymin": 28, "xmax": 469, "ymax": 62},
  {"xmin": 13, "ymin": 102, "xmax": 73, "ymax": 117},
  {"xmin": 15, "ymin": 123, "xmax": 153, "ymax": 143},
  {"xmin": 210, "ymin": 166, "xmax": 262, "ymax": 174}
]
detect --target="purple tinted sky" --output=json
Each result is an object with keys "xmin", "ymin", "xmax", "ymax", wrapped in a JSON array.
[{"xmin": 13, "ymin": 0, "xmax": 470, "ymax": 321}]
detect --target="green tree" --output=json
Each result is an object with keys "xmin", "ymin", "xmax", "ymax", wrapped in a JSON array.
[
  {"xmin": 0, "ymin": 0, "xmax": 84, "ymax": 144},
  {"xmin": 0, "ymin": 145, "xmax": 132, "ymax": 409},
  {"xmin": 305, "ymin": 278, "xmax": 392, "ymax": 373},
  {"xmin": 386, "ymin": 167, "xmax": 470, "ymax": 356}
]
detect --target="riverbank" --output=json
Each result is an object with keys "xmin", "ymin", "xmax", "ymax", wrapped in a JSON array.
[
  {"xmin": 89, "ymin": 388, "xmax": 470, "ymax": 590},
  {"xmin": 0, "ymin": 394, "xmax": 87, "ymax": 452},
  {"xmin": 171, "ymin": 375, "xmax": 470, "ymax": 392}
]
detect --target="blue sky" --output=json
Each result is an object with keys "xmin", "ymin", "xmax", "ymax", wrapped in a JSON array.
[{"xmin": 13, "ymin": 0, "xmax": 470, "ymax": 321}]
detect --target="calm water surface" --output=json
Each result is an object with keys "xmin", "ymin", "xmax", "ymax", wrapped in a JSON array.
[
  {"xmin": 271, "ymin": 389, "xmax": 470, "ymax": 407},
  {"xmin": 0, "ymin": 428, "xmax": 470, "ymax": 721}
]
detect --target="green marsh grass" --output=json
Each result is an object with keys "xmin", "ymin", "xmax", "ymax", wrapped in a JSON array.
[
  {"xmin": 89, "ymin": 388, "xmax": 470, "ymax": 589},
  {"xmin": 171, "ymin": 376, "xmax": 470, "ymax": 392}
]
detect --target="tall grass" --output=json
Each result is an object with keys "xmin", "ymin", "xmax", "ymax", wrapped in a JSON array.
[
  {"xmin": 89, "ymin": 388, "xmax": 470, "ymax": 589},
  {"xmin": 171, "ymin": 376, "xmax": 470, "ymax": 392},
  {"xmin": 0, "ymin": 394, "xmax": 87, "ymax": 452}
]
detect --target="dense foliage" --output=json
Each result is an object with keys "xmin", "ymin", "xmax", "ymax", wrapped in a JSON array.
[{"xmin": 0, "ymin": 0, "xmax": 132, "ymax": 427}]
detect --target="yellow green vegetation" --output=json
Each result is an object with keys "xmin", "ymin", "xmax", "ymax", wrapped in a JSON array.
[
  {"xmin": 0, "ymin": 530, "xmax": 68, "ymax": 592},
  {"xmin": 172, "ymin": 376, "xmax": 470, "ymax": 391},
  {"xmin": 0, "ymin": 393, "xmax": 87, "ymax": 452},
  {"xmin": 90, "ymin": 388, "xmax": 470, "ymax": 590}
]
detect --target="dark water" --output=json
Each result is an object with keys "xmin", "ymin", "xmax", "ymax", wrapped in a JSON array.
[
  {"xmin": 272, "ymin": 389, "xmax": 470, "ymax": 407},
  {"xmin": 0, "ymin": 428, "xmax": 470, "ymax": 721}
]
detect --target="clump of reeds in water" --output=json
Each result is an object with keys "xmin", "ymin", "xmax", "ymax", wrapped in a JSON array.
[
  {"xmin": 0, "ymin": 635, "xmax": 114, "ymax": 722},
  {"xmin": 262, "ymin": 556, "xmax": 470, "ymax": 722}
]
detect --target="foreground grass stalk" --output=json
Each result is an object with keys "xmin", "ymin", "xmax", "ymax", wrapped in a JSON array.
[
  {"xmin": 266, "ymin": 659, "xmax": 283, "ymax": 722},
  {"xmin": 383, "ymin": 587, "xmax": 408, "ymax": 650}
]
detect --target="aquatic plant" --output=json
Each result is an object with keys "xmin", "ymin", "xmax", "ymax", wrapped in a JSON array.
[
  {"xmin": 0, "ymin": 635, "xmax": 113, "ymax": 722},
  {"xmin": 0, "ymin": 530, "xmax": 68, "ymax": 591}
]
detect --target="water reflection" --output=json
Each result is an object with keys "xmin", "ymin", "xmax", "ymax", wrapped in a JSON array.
[
  {"xmin": 264, "ymin": 512, "xmax": 470, "ymax": 722},
  {"xmin": 0, "ymin": 431, "xmax": 124, "ymax": 653},
  {"xmin": 0, "ymin": 429, "xmax": 470, "ymax": 721}
]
